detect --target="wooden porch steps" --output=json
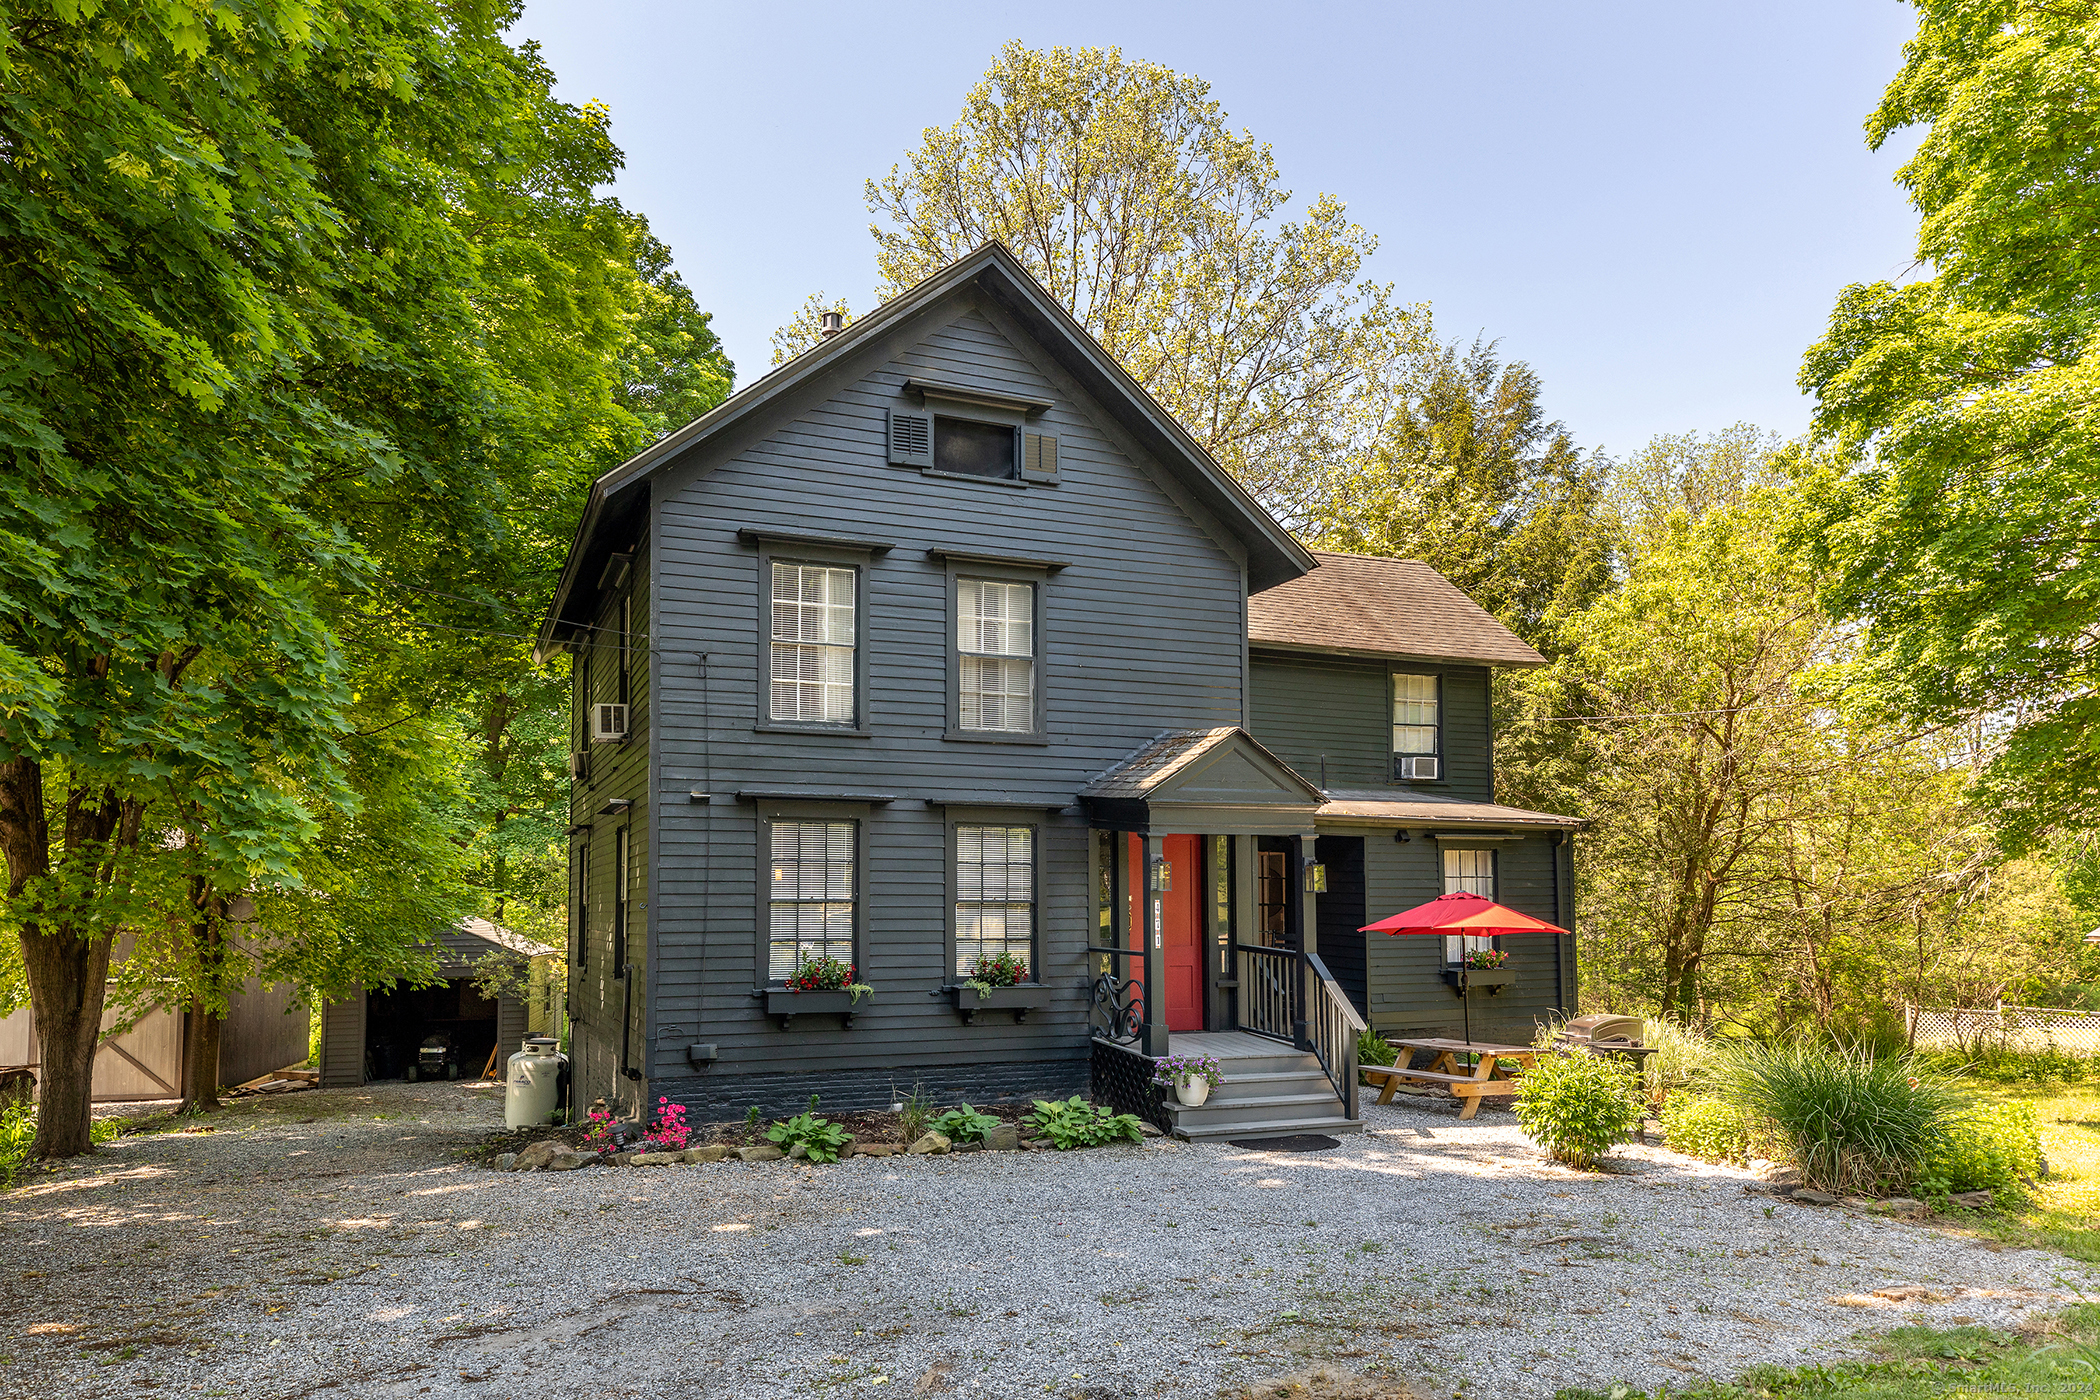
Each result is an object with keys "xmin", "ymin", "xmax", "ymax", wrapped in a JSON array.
[{"xmin": 1162, "ymin": 1032, "xmax": 1361, "ymax": 1142}]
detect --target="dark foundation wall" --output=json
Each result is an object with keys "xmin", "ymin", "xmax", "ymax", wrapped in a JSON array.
[{"xmin": 655, "ymin": 1054, "xmax": 1089, "ymax": 1124}]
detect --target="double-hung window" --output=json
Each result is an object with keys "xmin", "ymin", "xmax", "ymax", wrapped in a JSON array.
[
  {"xmin": 1393, "ymin": 673, "xmax": 1441, "ymax": 778},
  {"xmin": 767, "ymin": 820, "xmax": 857, "ymax": 981},
  {"xmin": 957, "ymin": 579, "xmax": 1034, "ymax": 731},
  {"xmin": 770, "ymin": 562, "xmax": 856, "ymax": 724},
  {"xmin": 1441, "ymin": 847, "xmax": 1496, "ymax": 963},
  {"xmin": 954, "ymin": 825, "xmax": 1034, "ymax": 979}
]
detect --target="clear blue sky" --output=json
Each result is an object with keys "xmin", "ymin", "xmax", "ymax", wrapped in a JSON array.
[{"xmin": 509, "ymin": 1, "xmax": 1922, "ymax": 463}]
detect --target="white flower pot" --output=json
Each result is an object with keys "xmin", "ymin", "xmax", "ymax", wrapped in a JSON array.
[{"xmin": 1175, "ymin": 1075, "xmax": 1211, "ymax": 1107}]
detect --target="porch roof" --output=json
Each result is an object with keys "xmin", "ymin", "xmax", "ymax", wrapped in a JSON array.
[
  {"xmin": 1315, "ymin": 788, "xmax": 1585, "ymax": 830},
  {"xmin": 1081, "ymin": 728, "xmax": 1321, "ymax": 835}
]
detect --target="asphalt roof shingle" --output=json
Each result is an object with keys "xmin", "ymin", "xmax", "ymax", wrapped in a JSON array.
[{"xmin": 1247, "ymin": 551, "xmax": 1545, "ymax": 667}]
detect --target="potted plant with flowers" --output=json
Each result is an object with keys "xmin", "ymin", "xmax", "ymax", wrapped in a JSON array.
[
  {"xmin": 1150, "ymin": 1054, "xmax": 1225, "ymax": 1107},
  {"xmin": 946, "ymin": 950, "xmax": 1051, "ymax": 1024},
  {"xmin": 765, "ymin": 954, "xmax": 874, "ymax": 1029}
]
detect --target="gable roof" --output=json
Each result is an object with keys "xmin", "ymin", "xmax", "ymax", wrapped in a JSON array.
[
  {"xmin": 1246, "ymin": 551, "xmax": 1546, "ymax": 668},
  {"xmin": 535, "ymin": 241, "xmax": 1317, "ymax": 659}
]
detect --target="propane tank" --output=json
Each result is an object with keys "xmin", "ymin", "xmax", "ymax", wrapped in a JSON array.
[{"xmin": 504, "ymin": 1035, "xmax": 564, "ymax": 1130}]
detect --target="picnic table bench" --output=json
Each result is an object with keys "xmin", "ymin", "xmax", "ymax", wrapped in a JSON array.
[{"xmin": 1359, "ymin": 1037, "xmax": 1542, "ymax": 1120}]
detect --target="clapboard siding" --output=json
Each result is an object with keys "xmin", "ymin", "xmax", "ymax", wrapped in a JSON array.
[
  {"xmin": 637, "ymin": 295, "xmax": 1246, "ymax": 1090},
  {"xmin": 1354, "ymin": 830, "xmax": 1572, "ymax": 1043},
  {"xmin": 1249, "ymin": 653, "xmax": 1492, "ymax": 801},
  {"xmin": 567, "ymin": 543, "xmax": 651, "ymax": 1111}
]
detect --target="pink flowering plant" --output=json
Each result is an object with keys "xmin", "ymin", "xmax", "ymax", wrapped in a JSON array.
[
  {"xmin": 1462, "ymin": 947, "xmax": 1510, "ymax": 970},
  {"xmin": 580, "ymin": 1106, "xmax": 623, "ymax": 1152},
  {"xmin": 644, "ymin": 1097, "xmax": 691, "ymax": 1152}
]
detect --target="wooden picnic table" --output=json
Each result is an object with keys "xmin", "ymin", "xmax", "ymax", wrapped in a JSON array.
[{"xmin": 1359, "ymin": 1037, "xmax": 1542, "ymax": 1120}]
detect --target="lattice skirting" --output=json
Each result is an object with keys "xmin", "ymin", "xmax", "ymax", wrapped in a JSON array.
[{"xmin": 1090, "ymin": 1037, "xmax": 1172, "ymax": 1132}]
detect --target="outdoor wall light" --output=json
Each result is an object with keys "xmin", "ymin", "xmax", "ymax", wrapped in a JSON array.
[
  {"xmin": 1304, "ymin": 861, "xmax": 1328, "ymax": 894},
  {"xmin": 1149, "ymin": 855, "xmax": 1173, "ymax": 892}
]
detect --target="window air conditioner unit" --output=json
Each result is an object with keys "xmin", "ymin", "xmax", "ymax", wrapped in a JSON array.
[
  {"xmin": 590, "ymin": 703, "xmax": 630, "ymax": 743},
  {"xmin": 1404, "ymin": 754, "xmax": 1440, "ymax": 781}
]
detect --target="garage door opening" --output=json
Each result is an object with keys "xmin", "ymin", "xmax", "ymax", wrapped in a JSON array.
[{"xmin": 363, "ymin": 979, "xmax": 497, "ymax": 1082}]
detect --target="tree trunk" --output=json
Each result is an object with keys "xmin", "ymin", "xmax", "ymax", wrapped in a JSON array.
[
  {"xmin": 1, "ymin": 756, "xmax": 145, "ymax": 1159},
  {"xmin": 181, "ymin": 1000, "xmax": 223, "ymax": 1114},
  {"xmin": 179, "ymin": 881, "xmax": 229, "ymax": 1114}
]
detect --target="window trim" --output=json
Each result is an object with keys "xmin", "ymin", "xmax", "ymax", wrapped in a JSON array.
[
  {"xmin": 1390, "ymin": 670, "xmax": 1445, "ymax": 782},
  {"xmin": 945, "ymin": 808, "xmax": 1041, "ymax": 985},
  {"xmin": 754, "ymin": 801, "xmax": 870, "ymax": 990},
  {"xmin": 755, "ymin": 542, "xmax": 873, "ymax": 737},
  {"xmin": 944, "ymin": 560, "xmax": 1050, "ymax": 743}
]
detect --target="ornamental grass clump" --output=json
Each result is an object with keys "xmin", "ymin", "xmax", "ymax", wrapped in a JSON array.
[
  {"xmin": 1514, "ymin": 1051, "xmax": 1644, "ymax": 1169},
  {"xmin": 1712, "ymin": 1040, "xmax": 1969, "ymax": 1196},
  {"xmin": 1642, "ymin": 1018, "xmax": 1719, "ymax": 1097}
]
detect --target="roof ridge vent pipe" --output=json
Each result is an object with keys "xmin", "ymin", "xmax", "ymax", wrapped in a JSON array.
[{"xmin": 819, "ymin": 310, "xmax": 844, "ymax": 339}]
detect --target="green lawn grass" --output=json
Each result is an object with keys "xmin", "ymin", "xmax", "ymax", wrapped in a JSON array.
[{"xmin": 1944, "ymin": 1079, "xmax": 2100, "ymax": 1263}]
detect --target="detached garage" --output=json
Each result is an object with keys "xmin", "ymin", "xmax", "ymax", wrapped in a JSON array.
[{"xmin": 319, "ymin": 920, "xmax": 558, "ymax": 1087}]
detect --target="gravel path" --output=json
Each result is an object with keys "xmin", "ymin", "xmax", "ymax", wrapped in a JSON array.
[{"xmin": 2, "ymin": 1082, "xmax": 2088, "ymax": 1400}]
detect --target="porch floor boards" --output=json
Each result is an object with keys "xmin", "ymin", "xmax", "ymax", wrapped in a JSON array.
[{"xmin": 1167, "ymin": 1030, "xmax": 1292, "ymax": 1059}]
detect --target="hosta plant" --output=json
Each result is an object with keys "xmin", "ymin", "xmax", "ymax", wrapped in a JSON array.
[
  {"xmin": 1024, "ymin": 1096, "xmax": 1144, "ymax": 1150},
  {"xmin": 930, "ymin": 1104, "xmax": 1002, "ymax": 1144}
]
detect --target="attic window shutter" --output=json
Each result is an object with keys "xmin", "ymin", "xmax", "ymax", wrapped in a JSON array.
[
  {"xmin": 888, "ymin": 410, "xmax": 933, "ymax": 467},
  {"xmin": 1021, "ymin": 432, "xmax": 1059, "ymax": 483}
]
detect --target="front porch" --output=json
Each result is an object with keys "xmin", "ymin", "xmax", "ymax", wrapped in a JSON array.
[{"xmin": 1079, "ymin": 728, "xmax": 1366, "ymax": 1141}]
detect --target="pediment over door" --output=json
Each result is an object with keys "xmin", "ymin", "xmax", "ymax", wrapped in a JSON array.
[{"xmin": 1081, "ymin": 728, "xmax": 1321, "ymax": 836}]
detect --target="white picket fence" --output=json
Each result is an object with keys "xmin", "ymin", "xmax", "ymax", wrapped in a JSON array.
[{"xmin": 1907, "ymin": 1001, "xmax": 2100, "ymax": 1056}]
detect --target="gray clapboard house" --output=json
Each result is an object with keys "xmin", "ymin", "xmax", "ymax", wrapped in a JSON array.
[{"xmin": 534, "ymin": 242, "xmax": 1580, "ymax": 1139}]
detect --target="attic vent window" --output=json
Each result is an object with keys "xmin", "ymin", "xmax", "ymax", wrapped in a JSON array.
[
  {"xmin": 889, "ymin": 412, "xmax": 931, "ymax": 464},
  {"xmin": 935, "ymin": 418, "xmax": 1017, "ymax": 479}
]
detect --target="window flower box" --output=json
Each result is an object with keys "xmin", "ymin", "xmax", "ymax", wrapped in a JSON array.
[
  {"xmin": 1442, "ymin": 968, "xmax": 1516, "ymax": 994},
  {"xmin": 947, "ymin": 983, "xmax": 1051, "ymax": 1024},
  {"xmin": 764, "ymin": 988, "xmax": 869, "ymax": 1030}
]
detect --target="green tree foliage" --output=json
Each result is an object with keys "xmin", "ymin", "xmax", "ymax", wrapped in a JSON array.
[
  {"xmin": 1309, "ymin": 337, "xmax": 1614, "ymax": 654},
  {"xmin": 792, "ymin": 41, "xmax": 1428, "ymax": 524},
  {"xmin": 1512, "ymin": 430, "xmax": 2085, "ymax": 1031},
  {"xmin": 0, "ymin": 1, "xmax": 730, "ymax": 1146},
  {"xmin": 1798, "ymin": 0, "xmax": 2100, "ymax": 851}
]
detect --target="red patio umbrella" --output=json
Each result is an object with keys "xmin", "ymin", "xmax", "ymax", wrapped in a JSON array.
[{"xmin": 1361, "ymin": 892, "xmax": 1571, "ymax": 1044}]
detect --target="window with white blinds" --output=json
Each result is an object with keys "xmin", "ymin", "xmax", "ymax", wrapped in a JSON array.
[
  {"xmin": 1393, "ymin": 673, "xmax": 1440, "ymax": 755},
  {"xmin": 958, "ymin": 579, "xmax": 1035, "ymax": 731},
  {"xmin": 1442, "ymin": 847, "xmax": 1496, "ymax": 963},
  {"xmin": 770, "ymin": 562, "xmax": 856, "ymax": 723},
  {"xmin": 768, "ymin": 820, "xmax": 857, "ymax": 980},
  {"xmin": 955, "ymin": 824, "xmax": 1034, "ymax": 977}
]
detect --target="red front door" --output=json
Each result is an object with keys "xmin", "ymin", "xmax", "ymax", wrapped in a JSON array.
[
  {"xmin": 1161, "ymin": 834, "xmax": 1203, "ymax": 1032},
  {"xmin": 1126, "ymin": 834, "xmax": 1207, "ymax": 1033}
]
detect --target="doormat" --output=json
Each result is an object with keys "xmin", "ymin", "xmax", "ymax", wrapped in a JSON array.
[{"xmin": 1227, "ymin": 1134, "xmax": 1341, "ymax": 1153}]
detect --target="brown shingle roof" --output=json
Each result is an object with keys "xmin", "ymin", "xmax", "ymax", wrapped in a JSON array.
[{"xmin": 1247, "ymin": 552, "xmax": 1545, "ymax": 667}]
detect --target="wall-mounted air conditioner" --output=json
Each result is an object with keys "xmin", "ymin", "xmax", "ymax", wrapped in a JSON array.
[
  {"xmin": 1404, "ymin": 754, "xmax": 1440, "ymax": 781},
  {"xmin": 590, "ymin": 703, "xmax": 630, "ymax": 743}
]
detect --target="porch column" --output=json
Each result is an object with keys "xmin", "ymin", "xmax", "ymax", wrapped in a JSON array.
[
  {"xmin": 1291, "ymin": 835, "xmax": 1311, "ymax": 1051},
  {"xmin": 1142, "ymin": 832, "xmax": 1169, "ymax": 1057}
]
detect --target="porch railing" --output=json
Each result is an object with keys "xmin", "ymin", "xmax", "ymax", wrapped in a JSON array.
[
  {"xmin": 1235, "ymin": 943, "xmax": 1298, "ymax": 1044},
  {"xmin": 1303, "ymin": 952, "xmax": 1366, "ymax": 1120},
  {"xmin": 1086, "ymin": 945, "xmax": 1145, "ymax": 1046}
]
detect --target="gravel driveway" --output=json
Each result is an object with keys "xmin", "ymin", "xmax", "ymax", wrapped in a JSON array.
[{"xmin": 2, "ymin": 1081, "xmax": 2086, "ymax": 1400}]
